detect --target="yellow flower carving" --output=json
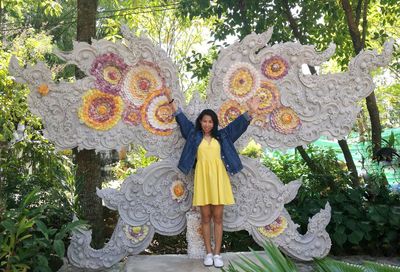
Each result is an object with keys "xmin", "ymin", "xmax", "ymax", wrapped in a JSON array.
[
  {"xmin": 121, "ymin": 62, "xmax": 164, "ymax": 106},
  {"xmin": 258, "ymin": 216, "xmax": 287, "ymax": 238},
  {"xmin": 124, "ymin": 225, "xmax": 149, "ymax": 243},
  {"xmin": 223, "ymin": 62, "xmax": 259, "ymax": 102},
  {"xmin": 78, "ymin": 89, "xmax": 123, "ymax": 131},
  {"xmin": 141, "ymin": 88, "xmax": 176, "ymax": 136},
  {"xmin": 37, "ymin": 83, "xmax": 49, "ymax": 96},
  {"xmin": 255, "ymin": 81, "xmax": 280, "ymax": 114},
  {"xmin": 270, "ymin": 107, "xmax": 301, "ymax": 134},
  {"xmin": 170, "ymin": 179, "xmax": 186, "ymax": 202},
  {"xmin": 218, "ymin": 100, "xmax": 247, "ymax": 128}
]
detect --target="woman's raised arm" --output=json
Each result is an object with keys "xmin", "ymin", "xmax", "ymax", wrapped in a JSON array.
[
  {"xmin": 164, "ymin": 89, "xmax": 193, "ymax": 139},
  {"xmin": 222, "ymin": 97, "xmax": 260, "ymax": 142}
]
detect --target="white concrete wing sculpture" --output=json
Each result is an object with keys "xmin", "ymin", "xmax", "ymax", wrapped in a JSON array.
[
  {"xmin": 9, "ymin": 26, "xmax": 185, "ymax": 158},
  {"xmin": 207, "ymin": 29, "xmax": 394, "ymax": 151},
  {"xmin": 8, "ymin": 26, "xmax": 393, "ymax": 269}
]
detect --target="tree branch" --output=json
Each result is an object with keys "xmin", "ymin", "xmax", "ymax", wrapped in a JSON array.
[
  {"xmin": 341, "ymin": 0, "xmax": 363, "ymax": 53},
  {"xmin": 279, "ymin": 0, "xmax": 317, "ymax": 75},
  {"xmin": 361, "ymin": 0, "xmax": 369, "ymax": 48},
  {"xmin": 355, "ymin": 0, "xmax": 363, "ymax": 26}
]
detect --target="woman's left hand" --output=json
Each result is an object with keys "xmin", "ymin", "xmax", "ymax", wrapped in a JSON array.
[{"xmin": 247, "ymin": 96, "xmax": 261, "ymax": 116}]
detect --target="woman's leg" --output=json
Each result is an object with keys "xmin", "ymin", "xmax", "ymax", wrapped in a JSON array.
[
  {"xmin": 211, "ymin": 205, "xmax": 224, "ymax": 255},
  {"xmin": 200, "ymin": 205, "xmax": 212, "ymax": 254}
]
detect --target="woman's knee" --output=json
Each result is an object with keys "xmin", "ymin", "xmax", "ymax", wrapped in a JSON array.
[
  {"xmin": 201, "ymin": 213, "xmax": 211, "ymax": 224},
  {"xmin": 213, "ymin": 214, "xmax": 223, "ymax": 225},
  {"xmin": 200, "ymin": 206, "xmax": 212, "ymax": 224}
]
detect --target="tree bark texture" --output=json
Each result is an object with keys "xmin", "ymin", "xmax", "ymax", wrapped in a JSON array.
[
  {"xmin": 341, "ymin": 0, "xmax": 382, "ymax": 156},
  {"xmin": 338, "ymin": 139, "xmax": 359, "ymax": 187},
  {"xmin": 75, "ymin": 0, "xmax": 104, "ymax": 249}
]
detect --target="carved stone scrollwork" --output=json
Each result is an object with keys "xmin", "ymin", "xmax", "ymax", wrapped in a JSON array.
[
  {"xmin": 67, "ymin": 217, "xmax": 155, "ymax": 269},
  {"xmin": 97, "ymin": 160, "xmax": 193, "ymax": 236},
  {"xmin": 224, "ymin": 156, "xmax": 302, "ymax": 230},
  {"xmin": 250, "ymin": 203, "xmax": 332, "ymax": 261}
]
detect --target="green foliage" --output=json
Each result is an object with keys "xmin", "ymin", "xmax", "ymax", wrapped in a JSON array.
[
  {"xmin": 263, "ymin": 145, "xmax": 350, "ymax": 193},
  {"xmin": 376, "ymin": 84, "xmax": 400, "ymax": 128},
  {"xmin": 177, "ymin": 0, "xmax": 400, "ymax": 72},
  {"xmin": 223, "ymin": 230, "xmax": 261, "ymax": 252},
  {"xmin": 111, "ymin": 145, "xmax": 159, "ymax": 181},
  {"xmin": 240, "ymin": 140, "xmax": 263, "ymax": 159},
  {"xmin": 1, "ymin": 0, "xmax": 76, "ymax": 51},
  {"xmin": 0, "ymin": 189, "xmax": 85, "ymax": 271},
  {"xmin": 0, "ymin": 29, "xmax": 76, "ymax": 212},
  {"xmin": 184, "ymin": 45, "xmax": 219, "ymax": 81},
  {"xmin": 0, "ymin": 28, "xmax": 78, "ymax": 270},
  {"xmin": 262, "ymin": 145, "xmax": 400, "ymax": 255}
]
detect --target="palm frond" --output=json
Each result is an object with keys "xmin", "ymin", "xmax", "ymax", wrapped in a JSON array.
[
  {"xmin": 364, "ymin": 261, "xmax": 400, "ymax": 272},
  {"xmin": 314, "ymin": 258, "xmax": 366, "ymax": 272},
  {"xmin": 222, "ymin": 240, "xmax": 298, "ymax": 272}
]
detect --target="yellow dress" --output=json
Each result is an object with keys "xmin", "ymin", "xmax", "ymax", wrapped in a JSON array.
[{"xmin": 193, "ymin": 138, "xmax": 235, "ymax": 206}]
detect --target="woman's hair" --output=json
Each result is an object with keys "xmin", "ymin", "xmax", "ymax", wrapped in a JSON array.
[{"xmin": 195, "ymin": 109, "xmax": 219, "ymax": 137}]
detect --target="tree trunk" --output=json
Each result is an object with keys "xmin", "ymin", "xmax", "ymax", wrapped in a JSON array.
[
  {"xmin": 341, "ymin": 0, "xmax": 382, "ymax": 156},
  {"xmin": 0, "ymin": 0, "xmax": 5, "ymax": 44},
  {"xmin": 77, "ymin": 0, "xmax": 97, "ymax": 44},
  {"xmin": 338, "ymin": 139, "xmax": 359, "ymax": 187},
  {"xmin": 296, "ymin": 146, "xmax": 319, "ymax": 173},
  {"xmin": 73, "ymin": 149, "xmax": 104, "ymax": 248},
  {"xmin": 75, "ymin": 0, "xmax": 104, "ymax": 249}
]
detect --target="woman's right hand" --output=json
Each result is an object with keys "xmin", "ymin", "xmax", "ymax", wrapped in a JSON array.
[
  {"xmin": 164, "ymin": 88, "xmax": 173, "ymax": 101},
  {"xmin": 164, "ymin": 88, "xmax": 177, "ymax": 112}
]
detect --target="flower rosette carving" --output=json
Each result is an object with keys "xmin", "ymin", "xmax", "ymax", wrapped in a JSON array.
[
  {"xmin": 121, "ymin": 222, "xmax": 155, "ymax": 254},
  {"xmin": 121, "ymin": 61, "xmax": 165, "ymax": 106},
  {"xmin": 270, "ymin": 107, "xmax": 301, "ymax": 134},
  {"xmin": 218, "ymin": 100, "xmax": 247, "ymax": 128},
  {"xmin": 254, "ymin": 81, "xmax": 280, "ymax": 114},
  {"xmin": 257, "ymin": 216, "xmax": 288, "ymax": 238},
  {"xmin": 90, "ymin": 52, "xmax": 128, "ymax": 95},
  {"xmin": 78, "ymin": 89, "xmax": 124, "ymax": 130},
  {"xmin": 140, "ymin": 88, "xmax": 177, "ymax": 136},
  {"xmin": 261, "ymin": 56, "xmax": 289, "ymax": 80},
  {"xmin": 251, "ymin": 114, "xmax": 268, "ymax": 128},
  {"xmin": 223, "ymin": 62, "xmax": 260, "ymax": 102},
  {"xmin": 122, "ymin": 104, "xmax": 142, "ymax": 126},
  {"xmin": 36, "ymin": 83, "xmax": 50, "ymax": 96},
  {"xmin": 170, "ymin": 179, "xmax": 188, "ymax": 202},
  {"xmin": 124, "ymin": 224, "xmax": 150, "ymax": 244}
]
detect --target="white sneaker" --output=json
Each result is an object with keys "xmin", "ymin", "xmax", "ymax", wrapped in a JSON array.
[
  {"xmin": 213, "ymin": 254, "xmax": 224, "ymax": 268},
  {"xmin": 203, "ymin": 253, "xmax": 213, "ymax": 266}
]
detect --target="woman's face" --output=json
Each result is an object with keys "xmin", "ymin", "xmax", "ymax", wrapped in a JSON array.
[{"xmin": 201, "ymin": 115, "xmax": 214, "ymax": 134}]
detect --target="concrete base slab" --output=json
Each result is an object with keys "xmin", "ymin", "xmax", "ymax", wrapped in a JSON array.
[
  {"xmin": 59, "ymin": 253, "xmax": 400, "ymax": 272},
  {"xmin": 125, "ymin": 252, "xmax": 274, "ymax": 272}
]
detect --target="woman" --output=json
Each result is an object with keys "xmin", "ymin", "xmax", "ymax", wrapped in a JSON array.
[{"xmin": 165, "ymin": 90, "xmax": 259, "ymax": 268}]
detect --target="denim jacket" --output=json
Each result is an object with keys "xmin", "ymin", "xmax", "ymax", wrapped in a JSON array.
[{"xmin": 174, "ymin": 108, "xmax": 252, "ymax": 175}]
